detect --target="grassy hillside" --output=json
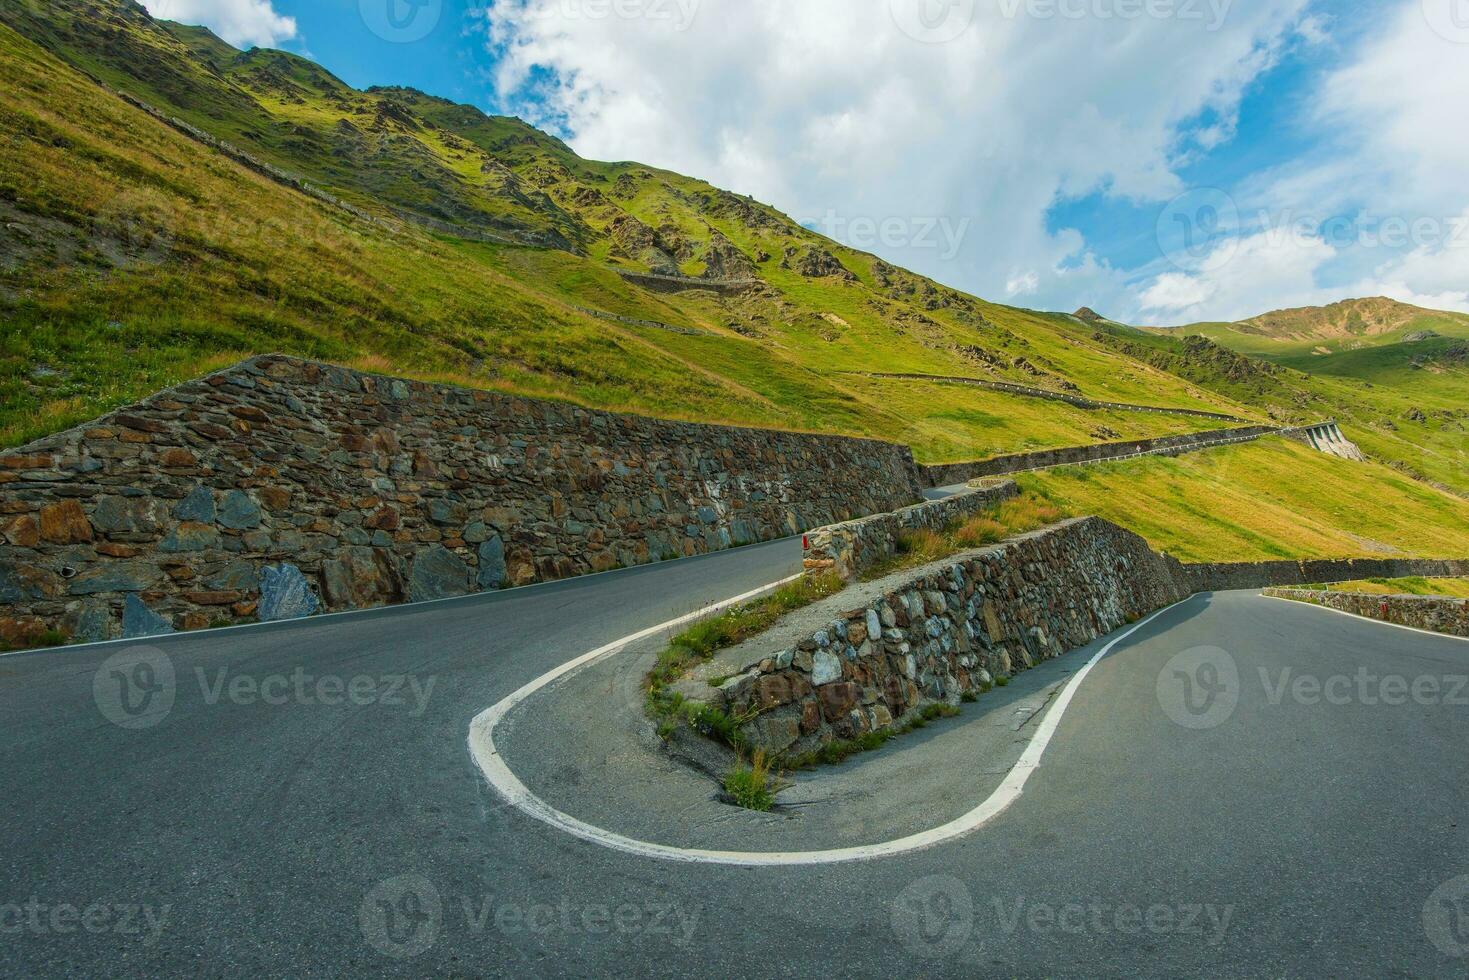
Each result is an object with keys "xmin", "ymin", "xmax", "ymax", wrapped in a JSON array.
[
  {"xmin": 1022, "ymin": 439, "xmax": 1469, "ymax": 562},
  {"xmin": 0, "ymin": 0, "xmax": 1254, "ymax": 459},
  {"xmin": 1114, "ymin": 296, "xmax": 1469, "ymax": 495},
  {"xmin": 3, "ymin": 0, "xmax": 1469, "ymax": 559}
]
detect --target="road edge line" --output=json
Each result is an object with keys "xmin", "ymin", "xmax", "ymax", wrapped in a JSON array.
[
  {"xmin": 1261, "ymin": 593, "xmax": 1469, "ymax": 644},
  {"xmin": 467, "ymin": 589, "xmax": 1192, "ymax": 866}
]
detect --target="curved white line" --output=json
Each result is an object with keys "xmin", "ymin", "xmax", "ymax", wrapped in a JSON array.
[
  {"xmin": 469, "ymin": 581, "xmax": 1189, "ymax": 866},
  {"xmin": 1263, "ymin": 593, "xmax": 1469, "ymax": 643}
]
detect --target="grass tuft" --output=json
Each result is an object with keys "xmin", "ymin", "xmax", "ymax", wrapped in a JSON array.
[
  {"xmin": 862, "ymin": 492, "xmax": 1070, "ymax": 581},
  {"xmin": 724, "ymin": 751, "xmax": 775, "ymax": 811}
]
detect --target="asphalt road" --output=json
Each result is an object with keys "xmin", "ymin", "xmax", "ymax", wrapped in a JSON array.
[{"xmin": 3, "ymin": 537, "xmax": 1469, "ymax": 978}]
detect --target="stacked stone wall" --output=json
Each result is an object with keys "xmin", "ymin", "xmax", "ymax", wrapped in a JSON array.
[
  {"xmin": 1186, "ymin": 557, "xmax": 1469, "ymax": 593},
  {"xmin": 1264, "ymin": 589, "xmax": 1469, "ymax": 638},
  {"xmin": 709, "ymin": 517, "xmax": 1191, "ymax": 755},
  {"xmin": 921, "ymin": 425, "xmax": 1276, "ymax": 487},
  {"xmin": 802, "ymin": 481, "xmax": 1020, "ymax": 580},
  {"xmin": 0, "ymin": 355, "xmax": 921, "ymax": 646}
]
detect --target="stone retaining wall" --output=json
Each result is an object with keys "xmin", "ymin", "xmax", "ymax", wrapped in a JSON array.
[
  {"xmin": 688, "ymin": 510, "xmax": 1469, "ymax": 754},
  {"xmin": 701, "ymin": 517, "xmax": 1191, "ymax": 756},
  {"xmin": 1187, "ymin": 558, "xmax": 1469, "ymax": 593},
  {"xmin": 921, "ymin": 425, "xmax": 1277, "ymax": 487},
  {"xmin": 1264, "ymin": 589, "xmax": 1469, "ymax": 638},
  {"xmin": 801, "ymin": 481, "xmax": 1020, "ymax": 580},
  {"xmin": 0, "ymin": 355, "xmax": 921, "ymax": 647}
]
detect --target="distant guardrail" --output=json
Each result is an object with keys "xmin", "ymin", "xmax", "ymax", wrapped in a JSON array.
[{"xmin": 864, "ymin": 372, "xmax": 1244, "ymax": 422}]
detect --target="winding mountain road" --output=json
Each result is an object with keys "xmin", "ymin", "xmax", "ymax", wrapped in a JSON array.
[{"xmin": 3, "ymin": 532, "xmax": 1468, "ymax": 977}]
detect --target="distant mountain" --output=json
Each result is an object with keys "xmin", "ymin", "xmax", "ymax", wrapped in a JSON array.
[
  {"xmin": 3, "ymin": 0, "xmax": 1469, "ymax": 546},
  {"xmin": 1233, "ymin": 297, "xmax": 1467, "ymax": 342}
]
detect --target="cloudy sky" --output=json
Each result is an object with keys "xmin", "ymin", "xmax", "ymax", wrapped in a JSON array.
[{"xmin": 143, "ymin": 0, "xmax": 1469, "ymax": 324}]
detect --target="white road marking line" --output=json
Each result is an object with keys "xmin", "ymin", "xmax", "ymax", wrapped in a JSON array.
[
  {"xmin": 1263, "ymin": 593, "xmax": 1469, "ymax": 644},
  {"xmin": 467, "ymin": 587, "xmax": 1189, "ymax": 866}
]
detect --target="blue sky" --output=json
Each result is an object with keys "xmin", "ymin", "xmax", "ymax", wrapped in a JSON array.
[{"xmin": 147, "ymin": 0, "xmax": 1469, "ymax": 322}]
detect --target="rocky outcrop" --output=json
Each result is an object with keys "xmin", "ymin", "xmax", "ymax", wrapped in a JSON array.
[
  {"xmin": 0, "ymin": 355, "xmax": 921, "ymax": 647},
  {"xmin": 700, "ymin": 230, "xmax": 757, "ymax": 280},
  {"xmin": 607, "ymin": 214, "xmax": 679, "ymax": 274},
  {"xmin": 787, "ymin": 246, "xmax": 857, "ymax": 281},
  {"xmin": 1265, "ymin": 588, "xmax": 1469, "ymax": 638}
]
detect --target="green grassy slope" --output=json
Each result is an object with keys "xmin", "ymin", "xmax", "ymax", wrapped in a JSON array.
[
  {"xmin": 1023, "ymin": 439, "xmax": 1469, "ymax": 562},
  {"xmin": 3, "ymin": 0, "xmax": 1469, "ymax": 557},
  {"xmin": 0, "ymin": 0, "xmax": 1253, "ymax": 457},
  {"xmin": 1115, "ymin": 298, "xmax": 1469, "ymax": 495}
]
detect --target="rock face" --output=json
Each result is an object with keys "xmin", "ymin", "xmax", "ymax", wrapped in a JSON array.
[
  {"xmin": 788, "ymin": 247, "xmax": 857, "ymax": 281},
  {"xmin": 0, "ymin": 355, "xmax": 920, "ymax": 644}
]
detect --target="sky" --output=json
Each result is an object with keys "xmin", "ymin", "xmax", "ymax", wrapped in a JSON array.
[{"xmin": 140, "ymin": 0, "xmax": 1469, "ymax": 325}]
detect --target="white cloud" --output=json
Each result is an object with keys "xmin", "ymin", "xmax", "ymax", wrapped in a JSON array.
[
  {"xmin": 1128, "ymin": 2, "xmax": 1469, "ymax": 322},
  {"xmin": 486, "ymin": 0, "xmax": 1309, "ymax": 316},
  {"xmin": 1136, "ymin": 230, "xmax": 1338, "ymax": 323},
  {"xmin": 143, "ymin": 0, "xmax": 297, "ymax": 48}
]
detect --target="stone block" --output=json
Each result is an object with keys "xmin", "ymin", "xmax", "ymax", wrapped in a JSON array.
[
  {"xmin": 122, "ymin": 594, "xmax": 174, "ymax": 639},
  {"xmin": 39, "ymin": 500, "xmax": 92, "ymax": 544},
  {"xmin": 409, "ymin": 546, "xmax": 472, "ymax": 603},
  {"xmin": 258, "ymin": 564, "xmax": 320, "ymax": 622}
]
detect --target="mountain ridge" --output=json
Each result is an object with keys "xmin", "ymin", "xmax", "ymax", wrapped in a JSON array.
[{"xmin": 3, "ymin": 0, "xmax": 1469, "ymax": 554}]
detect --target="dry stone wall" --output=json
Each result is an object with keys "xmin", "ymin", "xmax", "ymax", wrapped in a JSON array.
[
  {"xmin": 921, "ymin": 425, "xmax": 1277, "ymax": 487},
  {"xmin": 1264, "ymin": 589, "xmax": 1469, "ymax": 638},
  {"xmin": 802, "ymin": 480, "xmax": 1020, "ymax": 580},
  {"xmin": 700, "ymin": 517, "xmax": 1191, "ymax": 756},
  {"xmin": 687, "ymin": 512, "xmax": 1469, "ymax": 755},
  {"xmin": 0, "ymin": 355, "xmax": 921, "ymax": 647},
  {"xmin": 1186, "ymin": 557, "xmax": 1469, "ymax": 593}
]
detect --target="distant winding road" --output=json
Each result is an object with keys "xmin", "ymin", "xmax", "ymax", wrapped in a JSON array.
[{"xmin": 4, "ymin": 530, "xmax": 1469, "ymax": 977}]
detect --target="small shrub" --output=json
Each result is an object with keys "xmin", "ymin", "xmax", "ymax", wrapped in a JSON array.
[
  {"xmin": 995, "ymin": 675, "xmax": 1010, "ymax": 687},
  {"xmin": 961, "ymin": 690, "xmax": 978, "ymax": 703},
  {"xmin": 37, "ymin": 629, "xmax": 69, "ymax": 648},
  {"xmin": 688, "ymin": 703, "xmax": 748, "ymax": 751},
  {"xmin": 725, "ymin": 751, "xmax": 775, "ymax": 811}
]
